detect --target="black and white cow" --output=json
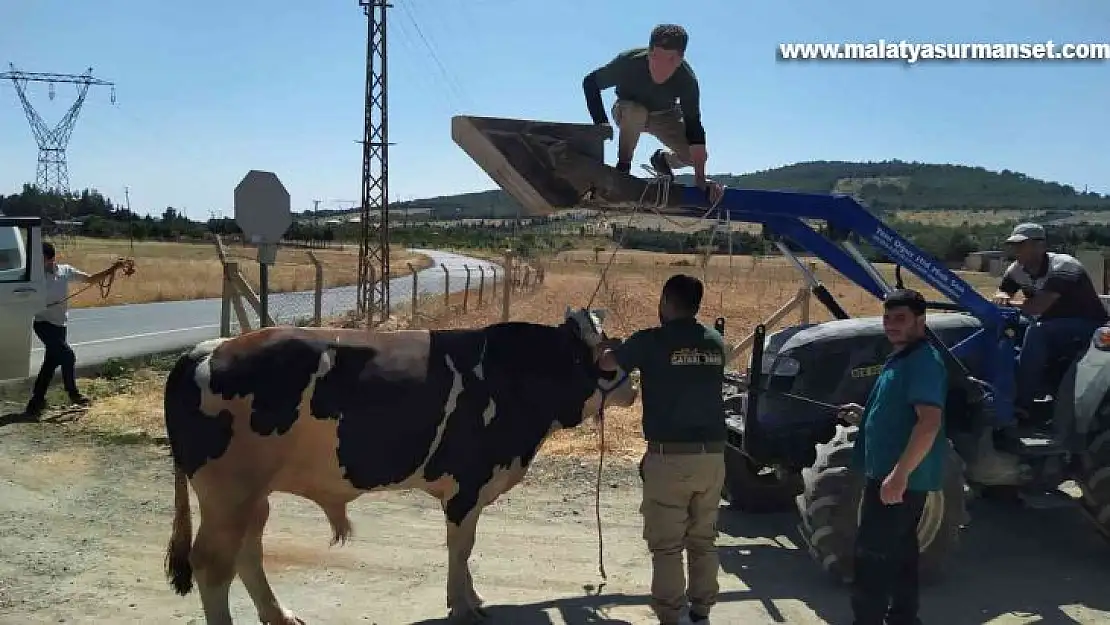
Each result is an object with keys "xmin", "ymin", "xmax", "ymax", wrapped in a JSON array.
[{"xmin": 162, "ymin": 308, "xmax": 637, "ymax": 625}]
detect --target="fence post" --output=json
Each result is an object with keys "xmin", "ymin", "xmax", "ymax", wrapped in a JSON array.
[
  {"xmin": 224, "ymin": 260, "xmax": 253, "ymax": 334},
  {"xmin": 408, "ymin": 262, "xmax": 418, "ymax": 324},
  {"xmin": 215, "ymin": 236, "xmax": 231, "ymax": 336},
  {"xmin": 799, "ymin": 288, "xmax": 811, "ymax": 324},
  {"xmin": 307, "ymin": 251, "xmax": 323, "ymax": 326},
  {"xmin": 441, "ymin": 263, "xmax": 450, "ymax": 313},
  {"xmin": 220, "ymin": 260, "xmax": 235, "ymax": 337},
  {"xmin": 490, "ymin": 266, "xmax": 498, "ymax": 301},
  {"xmin": 463, "ymin": 265, "xmax": 472, "ymax": 313},
  {"xmin": 477, "ymin": 266, "xmax": 485, "ymax": 307},
  {"xmin": 501, "ymin": 250, "xmax": 513, "ymax": 322}
]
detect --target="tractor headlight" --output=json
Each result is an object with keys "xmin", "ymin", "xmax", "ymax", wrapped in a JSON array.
[{"xmin": 1094, "ymin": 326, "xmax": 1110, "ymax": 351}]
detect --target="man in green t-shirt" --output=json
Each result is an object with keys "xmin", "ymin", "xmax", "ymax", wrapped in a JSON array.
[
  {"xmin": 599, "ymin": 274, "xmax": 726, "ymax": 625},
  {"xmin": 582, "ymin": 24, "xmax": 723, "ymax": 203},
  {"xmin": 838, "ymin": 288, "xmax": 947, "ymax": 625}
]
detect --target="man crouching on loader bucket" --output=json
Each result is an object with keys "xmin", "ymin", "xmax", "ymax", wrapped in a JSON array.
[
  {"xmin": 838, "ymin": 288, "xmax": 947, "ymax": 625},
  {"xmin": 582, "ymin": 23, "xmax": 723, "ymax": 204}
]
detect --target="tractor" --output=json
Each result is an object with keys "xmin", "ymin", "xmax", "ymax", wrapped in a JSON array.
[
  {"xmin": 447, "ymin": 114, "xmax": 1110, "ymax": 584},
  {"xmin": 719, "ymin": 241, "xmax": 1110, "ymax": 584}
]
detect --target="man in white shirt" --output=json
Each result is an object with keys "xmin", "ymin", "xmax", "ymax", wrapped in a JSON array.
[{"xmin": 25, "ymin": 242, "xmax": 128, "ymax": 419}]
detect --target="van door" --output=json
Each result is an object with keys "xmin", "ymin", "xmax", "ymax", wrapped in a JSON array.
[{"xmin": 0, "ymin": 217, "xmax": 45, "ymax": 381}]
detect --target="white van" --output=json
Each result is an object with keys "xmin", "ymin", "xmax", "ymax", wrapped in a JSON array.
[{"xmin": 0, "ymin": 215, "xmax": 45, "ymax": 381}]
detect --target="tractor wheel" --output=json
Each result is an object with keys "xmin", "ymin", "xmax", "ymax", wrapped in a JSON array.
[
  {"xmin": 1076, "ymin": 428, "xmax": 1110, "ymax": 539},
  {"xmin": 721, "ymin": 393, "xmax": 802, "ymax": 513},
  {"xmin": 795, "ymin": 424, "xmax": 967, "ymax": 585}
]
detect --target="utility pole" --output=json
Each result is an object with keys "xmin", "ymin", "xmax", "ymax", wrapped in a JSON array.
[
  {"xmin": 0, "ymin": 64, "xmax": 116, "ymax": 194},
  {"xmin": 356, "ymin": 0, "xmax": 392, "ymax": 326}
]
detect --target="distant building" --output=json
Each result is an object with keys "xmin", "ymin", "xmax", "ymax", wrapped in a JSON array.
[{"xmin": 963, "ymin": 250, "xmax": 1007, "ymax": 274}]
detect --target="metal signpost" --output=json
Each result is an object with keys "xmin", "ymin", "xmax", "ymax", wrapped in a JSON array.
[{"xmin": 234, "ymin": 170, "xmax": 292, "ymax": 327}]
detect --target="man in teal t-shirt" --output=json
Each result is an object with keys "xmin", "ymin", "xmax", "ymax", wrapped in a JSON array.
[
  {"xmin": 838, "ymin": 288, "xmax": 947, "ymax": 625},
  {"xmin": 599, "ymin": 274, "xmax": 726, "ymax": 625}
]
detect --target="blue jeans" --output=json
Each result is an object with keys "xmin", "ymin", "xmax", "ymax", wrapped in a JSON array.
[{"xmin": 1017, "ymin": 317, "xmax": 1103, "ymax": 407}]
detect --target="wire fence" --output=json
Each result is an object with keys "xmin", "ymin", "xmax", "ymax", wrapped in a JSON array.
[{"xmin": 214, "ymin": 237, "xmax": 545, "ymax": 335}]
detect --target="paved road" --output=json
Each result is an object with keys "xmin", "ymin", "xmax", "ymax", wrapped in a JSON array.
[{"xmin": 27, "ymin": 249, "xmax": 499, "ymax": 371}]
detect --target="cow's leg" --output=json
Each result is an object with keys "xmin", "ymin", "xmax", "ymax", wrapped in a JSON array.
[
  {"xmin": 237, "ymin": 497, "xmax": 303, "ymax": 625},
  {"xmin": 444, "ymin": 505, "xmax": 487, "ymax": 623},
  {"xmin": 190, "ymin": 506, "xmax": 249, "ymax": 625}
]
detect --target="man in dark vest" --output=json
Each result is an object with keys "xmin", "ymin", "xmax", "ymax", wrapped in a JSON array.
[{"xmin": 599, "ymin": 274, "xmax": 726, "ymax": 625}]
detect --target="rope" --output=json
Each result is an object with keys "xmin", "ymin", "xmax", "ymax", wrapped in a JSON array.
[
  {"xmin": 587, "ymin": 167, "xmax": 678, "ymax": 591},
  {"xmin": 595, "ymin": 399, "xmax": 608, "ymax": 586},
  {"xmin": 44, "ymin": 257, "xmax": 136, "ymax": 308}
]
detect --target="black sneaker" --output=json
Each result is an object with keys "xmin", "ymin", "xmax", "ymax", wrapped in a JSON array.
[
  {"xmin": 23, "ymin": 399, "xmax": 45, "ymax": 420},
  {"xmin": 649, "ymin": 149, "xmax": 674, "ymax": 178},
  {"xmin": 69, "ymin": 394, "xmax": 90, "ymax": 407}
]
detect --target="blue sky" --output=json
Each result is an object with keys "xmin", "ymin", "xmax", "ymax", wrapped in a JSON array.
[{"xmin": 1, "ymin": 0, "xmax": 1107, "ymax": 219}]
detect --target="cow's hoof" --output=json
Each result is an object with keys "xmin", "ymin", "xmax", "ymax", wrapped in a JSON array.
[
  {"xmin": 448, "ymin": 605, "xmax": 489, "ymax": 624},
  {"xmin": 469, "ymin": 589, "xmax": 485, "ymax": 608},
  {"xmin": 261, "ymin": 609, "xmax": 304, "ymax": 625}
]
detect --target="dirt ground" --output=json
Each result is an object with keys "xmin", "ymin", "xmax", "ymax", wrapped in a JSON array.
[{"xmin": 2, "ymin": 423, "xmax": 1110, "ymax": 625}]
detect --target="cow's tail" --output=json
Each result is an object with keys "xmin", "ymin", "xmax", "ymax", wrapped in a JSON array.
[
  {"xmin": 162, "ymin": 344, "xmax": 213, "ymax": 597},
  {"xmin": 165, "ymin": 462, "xmax": 194, "ymax": 595}
]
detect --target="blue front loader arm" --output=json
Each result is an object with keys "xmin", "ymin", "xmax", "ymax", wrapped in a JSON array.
[{"xmin": 676, "ymin": 184, "xmax": 1021, "ymax": 427}]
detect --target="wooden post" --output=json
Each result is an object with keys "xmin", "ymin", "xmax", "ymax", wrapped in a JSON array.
[
  {"xmin": 220, "ymin": 261, "xmax": 235, "ymax": 337},
  {"xmin": 477, "ymin": 266, "xmax": 485, "ymax": 307},
  {"xmin": 800, "ymin": 288, "xmax": 811, "ymax": 324},
  {"xmin": 490, "ymin": 266, "xmax": 498, "ymax": 300},
  {"xmin": 230, "ymin": 270, "xmax": 274, "ymax": 327},
  {"xmin": 224, "ymin": 260, "xmax": 252, "ymax": 335},
  {"xmin": 725, "ymin": 287, "xmax": 807, "ymax": 365},
  {"xmin": 216, "ymin": 235, "xmax": 232, "ymax": 336},
  {"xmin": 441, "ymin": 263, "xmax": 450, "ymax": 313},
  {"xmin": 408, "ymin": 262, "xmax": 418, "ymax": 323},
  {"xmin": 308, "ymin": 251, "xmax": 323, "ymax": 326},
  {"xmin": 462, "ymin": 265, "xmax": 472, "ymax": 313},
  {"xmin": 501, "ymin": 251, "xmax": 513, "ymax": 322}
]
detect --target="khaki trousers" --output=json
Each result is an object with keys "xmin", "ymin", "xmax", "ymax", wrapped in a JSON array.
[
  {"xmin": 611, "ymin": 100, "xmax": 692, "ymax": 170},
  {"xmin": 640, "ymin": 449, "xmax": 726, "ymax": 623}
]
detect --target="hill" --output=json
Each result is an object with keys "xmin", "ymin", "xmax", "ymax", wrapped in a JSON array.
[{"xmin": 351, "ymin": 159, "xmax": 1110, "ymax": 219}]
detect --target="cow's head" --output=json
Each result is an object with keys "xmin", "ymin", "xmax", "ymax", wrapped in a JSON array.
[{"xmin": 559, "ymin": 306, "xmax": 638, "ymax": 425}]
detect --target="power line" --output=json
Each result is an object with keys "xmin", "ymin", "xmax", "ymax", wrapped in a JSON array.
[{"xmin": 398, "ymin": 1, "xmax": 472, "ymax": 109}]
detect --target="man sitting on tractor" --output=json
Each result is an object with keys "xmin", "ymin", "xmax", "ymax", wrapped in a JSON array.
[
  {"xmin": 581, "ymin": 23, "xmax": 723, "ymax": 203},
  {"xmin": 992, "ymin": 222, "xmax": 1109, "ymax": 415}
]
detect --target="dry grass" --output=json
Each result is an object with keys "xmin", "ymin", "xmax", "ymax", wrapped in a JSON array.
[
  {"xmin": 47, "ymin": 237, "xmax": 432, "ymax": 309},
  {"xmin": 892, "ymin": 209, "xmax": 1110, "ymax": 226},
  {"xmin": 62, "ymin": 250, "xmax": 1002, "ymax": 463}
]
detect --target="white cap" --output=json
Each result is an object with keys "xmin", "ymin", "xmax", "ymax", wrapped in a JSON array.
[{"xmin": 1005, "ymin": 222, "xmax": 1046, "ymax": 244}]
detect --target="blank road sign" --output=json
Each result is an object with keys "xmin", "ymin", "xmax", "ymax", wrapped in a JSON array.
[{"xmin": 234, "ymin": 170, "xmax": 292, "ymax": 243}]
